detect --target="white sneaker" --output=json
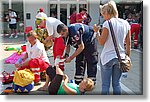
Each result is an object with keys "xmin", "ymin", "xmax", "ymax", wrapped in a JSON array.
[
  {"xmin": 9, "ymin": 35, "xmax": 13, "ymax": 38},
  {"xmin": 14, "ymin": 35, "xmax": 18, "ymax": 38}
]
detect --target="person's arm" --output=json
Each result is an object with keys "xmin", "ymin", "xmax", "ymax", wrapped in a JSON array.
[
  {"xmin": 15, "ymin": 52, "xmax": 28, "ymax": 68},
  {"xmin": 10, "ymin": 12, "xmax": 17, "ymax": 19},
  {"xmin": 65, "ymin": 42, "xmax": 84, "ymax": 63},
  {"xmin": 10, "ymin": 16, "xmax": 16, "ymax": 19},
  {"xmin": 22, "ymin": 52, "xmax": 28, "ymax": 61},
  {"xmin": 125, "ymin": 30, "xmax": 131, "ymax": 57},
  {"xmin": 62, "ymin": 74, "xmax": 77, "ymax": 95},
  {"xmin": 93, "ymin": 24, "xmax": 108, "ymax": 45},
  {"xmin": 43, "ymin": 35, "xmax": 53, "ymax": 44},
  {"xmin": 70, "ymin": 42, "xmax": 84, "ymax": 59},
  {"xmin": 21, "ymin": 59, "xmax": 30, "ymax": 67}
]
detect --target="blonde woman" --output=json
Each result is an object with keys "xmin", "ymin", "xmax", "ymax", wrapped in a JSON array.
[
  {"xmin": 94, "ymin": 1, "xmax": 131, "ymax": 95},
  {"xmin": 43, "ymin": 65, "xmax": 94, "ymax": 95}
]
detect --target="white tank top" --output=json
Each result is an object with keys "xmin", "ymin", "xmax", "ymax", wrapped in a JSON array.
[{"xmin": 100, "ymin": 18, "xmax": 130, "ymax": 65}]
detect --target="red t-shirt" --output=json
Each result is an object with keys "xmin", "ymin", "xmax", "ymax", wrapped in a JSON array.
[
  {"xmin": 76, "ymin": 13, "xmax": 87, "ymax": 23},
  {"xmin": 70, "ymin": 13, "xmax": 77, "ymax": 24}
]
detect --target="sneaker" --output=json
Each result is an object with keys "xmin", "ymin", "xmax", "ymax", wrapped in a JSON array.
[
  {"xmin": 14, "ymin": 35, "xmax": 18, "ymax": 38},
  {"xmin": 9, "ymin": 35, "xmax": 13, "ymax": 38}
]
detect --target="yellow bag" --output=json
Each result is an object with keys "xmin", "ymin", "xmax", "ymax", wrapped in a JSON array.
[{"xmin": 13, "ymin": 69, "xmax": 35, "ymax": 87}]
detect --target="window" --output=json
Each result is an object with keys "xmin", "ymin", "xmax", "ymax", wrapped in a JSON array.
[{"xmin": 50, "ymin": 4, "xmax": 57, "ymax": 18}]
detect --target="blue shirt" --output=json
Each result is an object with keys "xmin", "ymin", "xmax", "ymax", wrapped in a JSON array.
[{"xmin": 67, "ymin": 23, "xmax": 94, "ymax": 48}]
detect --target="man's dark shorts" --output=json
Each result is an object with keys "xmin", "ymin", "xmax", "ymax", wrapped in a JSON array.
[{"xmin": 9, "ymin": 23, "xmax": 17, "ymax": 29}]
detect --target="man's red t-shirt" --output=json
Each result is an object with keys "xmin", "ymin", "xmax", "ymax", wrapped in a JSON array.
[
  {"xmin": 70, "ymin": 13, "xmax": 77, "ymax": 24},
  {"xmin": 76, "ymin": 13, "xmax": 87, "ymax": 23}
]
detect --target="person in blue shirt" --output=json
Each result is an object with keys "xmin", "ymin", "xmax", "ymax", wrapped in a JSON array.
[{"xmin": 57, "ymin": 23, "xmax": 98, "ymax": 85}]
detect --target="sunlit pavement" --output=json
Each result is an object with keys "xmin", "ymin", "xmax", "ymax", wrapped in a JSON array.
[{"xmin": 0, "ymin": 34, "xmax": 143, "ymax": 95}]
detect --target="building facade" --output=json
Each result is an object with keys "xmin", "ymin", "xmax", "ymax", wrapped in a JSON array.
[
  {"xmin": 1, "ymin": 0, "xmax": 100, "ymax": 33},
  {"xmin": 1, "ymin": 0, "xmax": 142, "ymax": 33}
]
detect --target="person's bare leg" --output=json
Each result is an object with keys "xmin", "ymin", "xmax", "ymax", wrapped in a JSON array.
[
  {"xmin": 10, "ymin": 29, "xmax": 13, "ymax": 36},
  {"xmin": 14, "ymin": 29, "xmax": 17, "ymax": 37},
  {"xmin": 56, "ymin": 65, "xmax": 64, "ymax": 75},
  {"xmin": 9, "ymin": 29, "xmax": 13, "ymax": 38}
]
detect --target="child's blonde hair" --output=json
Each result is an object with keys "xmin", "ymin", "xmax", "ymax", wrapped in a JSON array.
[
  {"xmin": 84, "ymin": 78, "xmax": 94, "ymax": 91},
  {"xmin": 100, "ymin": 0, "xmax": 118, "ymax": 18}
]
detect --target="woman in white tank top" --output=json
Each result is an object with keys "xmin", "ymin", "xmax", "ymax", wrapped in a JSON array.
[{"xmin": 93, "ymin": 1, "xmax": 131, "ymax": 95}]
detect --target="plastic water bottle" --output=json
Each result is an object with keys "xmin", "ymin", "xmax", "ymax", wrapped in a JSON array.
[{"xmin": 122, "ymin": 72, "xmax": 128, "ymax": 78}]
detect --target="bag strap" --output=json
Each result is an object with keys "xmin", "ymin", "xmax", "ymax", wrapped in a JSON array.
[{"xmin": 108, "ymin": 20, "xmax": 122, "ymax": 62}]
